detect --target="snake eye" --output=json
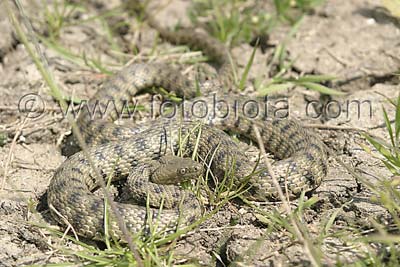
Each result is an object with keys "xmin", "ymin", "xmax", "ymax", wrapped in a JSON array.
[{"xmin": 180, "ymin": 168, "xmax": 186, "ymax": 175}]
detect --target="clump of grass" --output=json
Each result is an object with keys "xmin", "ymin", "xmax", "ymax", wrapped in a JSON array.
[
  {"xmin": 274, "ymin": 0, "xmax": 325, "ymax": 24},
  {"xmin": 253, "ymin": 14, "xmax": 343, "ymax": 96},
  {"xmin": 188, "ymin": 0, "xmax": 344, "ymax": 96},
  {"xmin": 361, "ymin": 94, "xmax": 400, "ymax": 228},
  {"xmin": 31, "ymin": 224, "xmax": 180, "ymax": 266},
  {"xmin": 188, "ymin": 0, "xmax": 274, "ymax": 46},
  {"xmin": 41, "ymin": 0, "xmax": 83, "ymax": 40},
  {"xmin": 38, "ymin": 1, "xmax": 131, "ymax": 74},
  {"xmin": 349, "ymin": 94, "xmax": 400, "ymax": 264},
  {"xmin": 188, "ymin": 0, "xmax": 325, "ymax": 45},
  {"xmin": 364, "ymin": 94, "xmax": 400, "ymax": 175}
]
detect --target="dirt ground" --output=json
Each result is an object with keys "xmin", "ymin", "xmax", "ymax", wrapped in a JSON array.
[{"xmin": 0, "ymin": 0, "xmax": 400, "ymax": 266}]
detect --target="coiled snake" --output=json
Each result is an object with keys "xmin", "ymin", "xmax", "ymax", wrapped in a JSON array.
[{"xmin": 47, "ymin": 5, "xmax": 328, "ymax": 240}]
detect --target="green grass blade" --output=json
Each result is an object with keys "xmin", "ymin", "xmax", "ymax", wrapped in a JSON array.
[
  {"xmin": 258, "ymin": 82, "xmax": 293, "ymax": 95},
  {"xmin": 238, "ymin": 39, "xmax": 258, "ymax": 91},
  {"xmin": 74, "ymin": 251, "xmax": 114, "ymax": 265},
  {"xmin": 364, "ymin": 134, "xmax": 394, "ymax": 161},
  {"xmin": 295, "ymin": 74, "xmax": 336, "ymax": 83},
  {"xmin": 297, "ymin": 195, "xmax": 319, "ymax": 214},
  {"xmin": 297, "ymin": 81, "xmax": 346, "ymax": 95},
  {"xmin": 395, "ymin": 93, "xmax": 400, "ymax": 141},
  {"xmin": 382, "ymin": 160, "xmax": 399, "ymax": 175},
  {"xmin": 271, "ymin": 43, "xmax": 286, "ymax": 70},
  {"xmin": 383, "ymin": 106, "xmax": 395, "ymax": 147}
]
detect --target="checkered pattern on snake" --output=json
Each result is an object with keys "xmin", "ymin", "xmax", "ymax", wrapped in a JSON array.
[{"xmin": 47, "ymin": 7, "xmax": 328, "ymax": 240}]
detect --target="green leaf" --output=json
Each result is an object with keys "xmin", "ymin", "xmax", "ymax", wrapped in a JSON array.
[
  {"xmin": 383, "ymin": 106, "xmax": 395, "ymax": 147},
  {"xmin": 257, "ymin": 82, "xmax": 293, "ymax": 95},
  {"xmin": 272, "ymin": 43, "xmax": 286, "ymax": 69},
  {"xmin": 254, "ymin": 213, "xmax": 272, "ymax": 225},
  {"xmin": 297, "ymin": 81, "xmax": 346, "ymax": 95},
  {"xmin": 382, "ymin": 160, "xmax": 400, "ymax": 175},
  {"xmin": 324, "ymin": 207, "xmax": 342, "ymax": 236},
  {"xmin": 238, "ymin": 39, "xmax": 258, "ymax": 91},
  {"xmin": 364, "ymin": 134, "xmax": 393, "ymax": 160},
  {"xmin": 395, "ymin": 93, "xmax": 400, "ymax": 141},
  {"xmin": 295, "ymin": 74, "xmax": 336, "ymax": 83},
  {"xmin": 364, "ymin": 233, "xmax": 400, "ymax": 243}
]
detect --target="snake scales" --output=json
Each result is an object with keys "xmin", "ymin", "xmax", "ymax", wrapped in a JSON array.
[{"xmin": 47, "ymin": 4, "xmax": 328, "ymax": 240}]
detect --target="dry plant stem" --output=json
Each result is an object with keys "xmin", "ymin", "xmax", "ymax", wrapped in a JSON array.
[
  {"xmin": 9, "ymin": 1, "xmax": 143, "ymax": 265},
  {"xmin": 304, "ymin": 122, "xmax": 398, "ymax": 132},
  {"xmin": 1, "ymin": 117, "xmax": 27, "ymax": 190},
  {"xmin": 303, "ymin": 123, "xmax": 367, "ymax": 132},
  {"xmin": 49, "ymin": 203, "xmax": 79, "ymax": 241},
  {"xmin": 252, "ymin": 125, "xmax": 321, "ymax": 267}
]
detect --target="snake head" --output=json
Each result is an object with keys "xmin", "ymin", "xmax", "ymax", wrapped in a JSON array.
[{"xmin": 151, "ymin": 155, "xmax": 204, "ymax": 185}]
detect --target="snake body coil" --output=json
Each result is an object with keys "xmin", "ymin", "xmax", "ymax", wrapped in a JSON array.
[{"xmin": 47, "ymin": 7, "xmax": 328, "ymax": 240}]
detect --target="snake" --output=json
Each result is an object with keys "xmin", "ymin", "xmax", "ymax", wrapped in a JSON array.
[{"xmin": 46, "ymin": 3, "xmax": 328, "ymax": 241}]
